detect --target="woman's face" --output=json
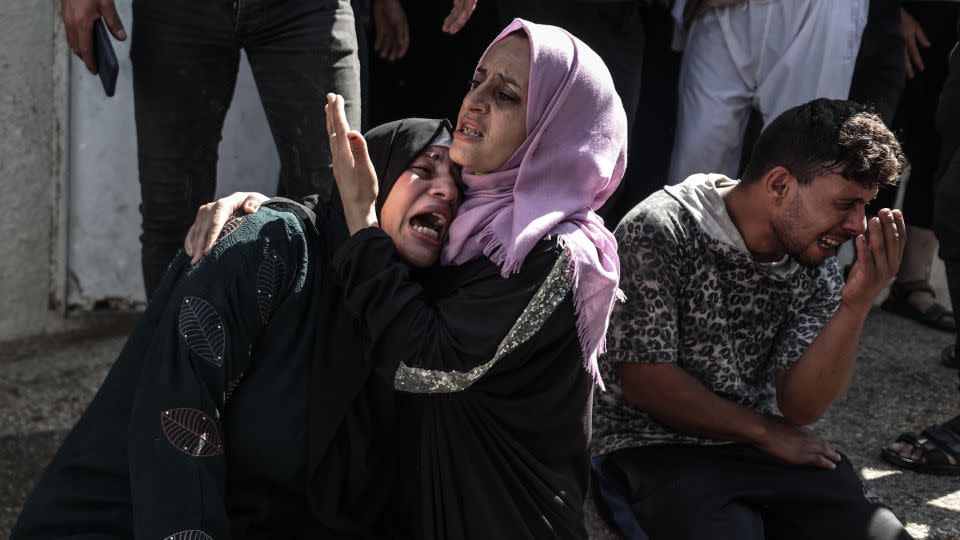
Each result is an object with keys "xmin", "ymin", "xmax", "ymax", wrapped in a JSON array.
[
  {"xmin": 380, "ymin": 145, "xmax": 462, "ymax": 268},
  {"xmin": 450, "ymin": 34, "xmax": 530, "ymax": 174}
]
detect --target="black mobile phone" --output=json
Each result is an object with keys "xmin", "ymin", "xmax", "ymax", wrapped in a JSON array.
[{"xmin": 92, "ymin": 18, "xmax": 119, "ymax": 97}]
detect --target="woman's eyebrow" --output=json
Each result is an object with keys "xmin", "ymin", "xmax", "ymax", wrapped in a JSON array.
[
  {"xmin": 475, "ymin": 67, "xmax": 521, "ymax": 90},
  {"xmin": 497, "ymin": 73, "xmax": 522, "ymax": 89}
]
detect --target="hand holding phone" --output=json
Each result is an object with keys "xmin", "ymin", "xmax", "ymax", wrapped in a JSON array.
[
  {"xmin": 61, "ymin": 0, "xmax": 126, "ymax": 74},
  {"xmin": 93, "ymin": 18, "xmax": 119, "ymax": 97}
]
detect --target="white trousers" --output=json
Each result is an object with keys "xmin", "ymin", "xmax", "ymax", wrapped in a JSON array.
[{"xmin": 668, "ymin": 0, "xmax": 869, "ymax": 184}]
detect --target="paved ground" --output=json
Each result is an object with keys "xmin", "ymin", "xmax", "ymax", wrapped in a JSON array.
[{"xmin": 1, "ymin": 309, "xmax": 958, "ymax": 538}]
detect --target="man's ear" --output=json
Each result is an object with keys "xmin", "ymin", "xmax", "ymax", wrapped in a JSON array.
[{"xmin": 763, "ymin": 166, "xmax": 794, "ymax": 202}]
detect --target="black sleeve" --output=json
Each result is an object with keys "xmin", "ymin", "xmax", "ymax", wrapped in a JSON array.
[{"xmin": 332, "ymin": 228, "xmax": 561, "ymax": 375}]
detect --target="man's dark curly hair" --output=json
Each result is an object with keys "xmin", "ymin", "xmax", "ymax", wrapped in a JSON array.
[{"xmin": 741, "ymin": 98, "xmax": 906, "ymax": 189}]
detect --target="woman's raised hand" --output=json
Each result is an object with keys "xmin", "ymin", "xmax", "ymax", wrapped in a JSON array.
[
  {"xmin": 325, "ymin": 93, "xmax": 379, "ymax": 234},
  {"xmin": 184, "ymin": 191, "xmax": 269, "ymax": 264}
]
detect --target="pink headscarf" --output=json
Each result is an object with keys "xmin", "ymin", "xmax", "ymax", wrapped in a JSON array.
[{"xmin": 441, "ymin": 19, "xmax": 628, "ymax": 388}]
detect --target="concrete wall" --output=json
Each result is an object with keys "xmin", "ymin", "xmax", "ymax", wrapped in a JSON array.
[{"xmin": 0, "ymin": 1, "xmax": 90, "ymax": 342}]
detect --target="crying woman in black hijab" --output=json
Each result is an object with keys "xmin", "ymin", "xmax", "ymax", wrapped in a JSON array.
[{"xmin": 183, "ymin": 117, "xmax": 460, "ymax": 268}]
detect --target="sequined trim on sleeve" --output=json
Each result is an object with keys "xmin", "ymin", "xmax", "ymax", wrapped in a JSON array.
[{"xmin": 394, "ymin": 250, "xmax": 573, "ymax": 393}]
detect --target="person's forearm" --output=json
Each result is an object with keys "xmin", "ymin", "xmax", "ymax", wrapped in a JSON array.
[
  {"xmin": 618, "ymin": 363, "xmax": 774, "ymax": 445},
  {"xmin": 776, "ymin": 300, "xmax": 871, "ymax": 425}
]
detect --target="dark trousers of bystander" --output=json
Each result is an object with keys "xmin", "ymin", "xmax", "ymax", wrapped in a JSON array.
[
  {"xmin": 933, "ymin": 17, "xmax": 960, "ymax": 371},
  {"xmin": 873, "ymin": 2, "xmax": 960, "ymax": 221},
  {"xmin": 849, "ymin": 0, "xmax": 905, "ymax": 125},
  {"xmin": 597, "ymin": 444, "xmax": 912, "ymax": 540},
  {"xmin": 130, "ymin": 0, "xmax": 360, "ymax": 297}
]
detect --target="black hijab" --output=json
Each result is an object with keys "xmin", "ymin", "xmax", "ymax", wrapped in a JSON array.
[{"xmin": 368, "ymin": 117, "xmax": 454, "ymax": 215}]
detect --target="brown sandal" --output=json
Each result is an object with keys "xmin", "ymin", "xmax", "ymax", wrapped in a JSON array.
[{"xmin": 881, "ymin": 280, "xmax": 956, "ymax": 332}]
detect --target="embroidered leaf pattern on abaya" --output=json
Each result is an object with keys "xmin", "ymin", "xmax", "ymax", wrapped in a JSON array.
[
  {"xmin": 216, "ymin": 214, "xmax": 246, "ymax": 243},
  {"xmin": 165, "ymin": 530, "xmax": 213, "ymax": 540},
  {"xmin": 257, "ymin": 247, "xmax": 286, "ymax": 324},
  {"xmin": 161, "ymin": 408, "xmax": 224, "ymax": 457},
  {"xmin": 179, "ymin": 296, "xmax": 225, "ymax": 367}
]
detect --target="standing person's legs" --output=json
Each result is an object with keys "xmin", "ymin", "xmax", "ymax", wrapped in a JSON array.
[
  {"xmin": 668, "ymin": 6, "xmax": 754, "ymax": 183},
  {"xmin": 243, "ymin": 0, "xmax": 361, "ymax": 202},
  {"xmin": 849, "ymin": 0, "xmax": 906, "ymax": 125},
  {"xmin": 612, "ymin": 4, "xmax": 681, "ymax": 220},
  {"xmin": 755, "ymin": 0, "xmax": 868, "ymax": 126},
  {"xmin": 879, "ymin": 17, "xmax": 960, "ymax": 474},
  {"xmin": 935, "ymin": 19, "xmax": 960, "ymax": 367},
  {"xmin": 131, "ymin": 0, "xmax": 241, "ymax": 298}
]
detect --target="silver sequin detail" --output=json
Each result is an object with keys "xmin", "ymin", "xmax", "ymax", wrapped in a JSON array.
[{"xmin": 394, "ymin": 251, "xmax": 573, "ymax": 393}]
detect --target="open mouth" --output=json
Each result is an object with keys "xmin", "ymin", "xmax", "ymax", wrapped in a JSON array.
[
  {"xmin": 409, "ymin": 212, "xmax": 449, "ymax": 241},
  {"xmin": 817, "ymin": 236, "xmax": 844, "ymax": 250},
  {"xmin": 457, "ymin": 122, "xmax": 483, "ymax": 139}
]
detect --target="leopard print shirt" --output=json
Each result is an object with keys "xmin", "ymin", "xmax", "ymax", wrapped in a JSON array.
[{"xmin": 591, "ymin": 190, "xmax": 843, "ymax": 456}]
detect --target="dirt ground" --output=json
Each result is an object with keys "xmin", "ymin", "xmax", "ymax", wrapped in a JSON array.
[{"xmin": 2, "ymin": 309, "xmax": 958, "ymax": 538}]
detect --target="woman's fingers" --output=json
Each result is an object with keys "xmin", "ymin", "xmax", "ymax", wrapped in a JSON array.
[
  {"xmin": 325, "ymin": 93, "xmax": 352, "ymax": 163},
  {"xmin": 184, "ymin": 192, "xmax": 266, "ymax": 264}
]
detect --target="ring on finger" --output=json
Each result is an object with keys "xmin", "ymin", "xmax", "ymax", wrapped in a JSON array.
[{"xmin": 331, "ymin": 132, "xmax": 337, "ymax": 138}]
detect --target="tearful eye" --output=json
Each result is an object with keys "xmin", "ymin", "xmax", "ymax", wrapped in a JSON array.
[{"xmin": 410, "ymin": 165, "xmax": 433, "ymax": 177}]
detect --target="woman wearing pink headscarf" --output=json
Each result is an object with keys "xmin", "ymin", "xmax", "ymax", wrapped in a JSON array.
[{"xmin": 325, "ymin": 18, "xmax": 628, "ymax": 538}]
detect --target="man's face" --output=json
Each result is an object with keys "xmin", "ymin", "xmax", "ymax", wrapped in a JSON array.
[
  {"xmin": 771, "ymin": 172, "xmax": 877, "ymax": 267},
  {"xmin": 379, "ymin": 145, "xmax": 462, "ymax": 268},
  {"xmin": 450, "ymin": 34, "xmax": 530, "ymax": 173}
]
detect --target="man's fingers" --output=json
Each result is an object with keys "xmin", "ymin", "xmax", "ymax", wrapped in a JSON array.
[
  {"xmin": 904, "ymin": 49, "xmax": 915, "ymax": 79},
  {"xmin": 395, "ymin": 23, "xmax": 409, "ymax": 59},
  {"xmin": 854, "ymin": 233, "xmax": 874, "ymax": 279},
  {"xmin": 77, "ymin": 27, "xmax": 97, "ymax": 74},
  {"xmin": 100, "ymin": 2, "xmax": 127, "ymax": 40},
  {"xmin": 812, "ymin": 454, "xmax": 838, "ymax": 470},
  {"xmin": 892, "ymin": 209, "xmax": 906, "ymax": 258},
  {"xmin": 879, "ymin": 209, "xmax": 902, "ymax": 273},
  {"xmin": 375, "ymin": 26, "xmax": 390, "ymax": 57},
  {"xmin": 917, "ymin": 25, "xmax": 932, "ymax": 48},
  {"xmin": 907, "ymin": 39, "xmax": 925, "ymax": 74},
  {"xmin": 65, "ymin": 26, "xmax": 79, "ymax": 57},
  {"xmin": 868, "ymin": 217, "xmax": 890, "ymax": 278},
  {"xmin": 442, "ymin": 0, "xmax": 477, "ymax": 34}
]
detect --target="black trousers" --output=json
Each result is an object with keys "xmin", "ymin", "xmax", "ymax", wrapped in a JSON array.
[
  {"xmin": 871, "ymin": 2, "xmax": 960, "ymax": 221},
  {"xmin": 599, "ymin": 444, "xmax": 911, "ymax": 540},
  {"xmin": 933, "ymin": 18, "xmax": 960, "ymax": 366},
  {"xmin": 131, "ymin": 0, "xmax": 360, "ymax": 297},
  {"xmin": 849, "ymin": 0, "xmax": 906, "ymax": 125}
]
